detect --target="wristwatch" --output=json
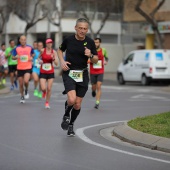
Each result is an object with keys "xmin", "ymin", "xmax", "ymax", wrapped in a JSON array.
[{"xmin": 89, "ymin": 54, "xmax": 94, "ymax": 59}]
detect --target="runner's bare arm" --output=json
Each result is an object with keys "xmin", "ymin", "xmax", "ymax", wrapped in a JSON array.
[
  {"xmin": 57, "ymin": 49, "xmax": 71, "ymax": 71},
  {"xmin": 52, "ymin": 50, "xmax": 58, "ymax": 66},
  {"xmin": 84, "ymin": 47, "xmax": 98, "ymax": 64},
  {"xmin": 30, "ymin": 53, "xmax": 35, "ymax": 61},
  {"xmin": 31, "ymin": 53, "xmax": 35, "ymax": 58},
  {"xmin": 5, "ymin": 51, "xmax": 11, "ymax": 58},
  {"xmin": 37, "ymin": 49, "xmax": 44, "ymax": 64},
  {"xmin": 12, "ymin": 55, "xmax": 18, "ymax": 60},
  {"xmin": 90, "ymin": 55, "xmax": 98, "ymax": 64}
]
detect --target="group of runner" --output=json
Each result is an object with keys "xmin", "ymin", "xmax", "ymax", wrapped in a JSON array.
[
  {"xmin": 11, "ymin": 35, "xmax": 58, "ymax": 108},
  {"xmin": 0, "ymin": 18, "xmax": 108, "ymax": 136}
]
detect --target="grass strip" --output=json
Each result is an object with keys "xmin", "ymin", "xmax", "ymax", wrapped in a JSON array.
[{"xmin": 128, "ymin": 112, "xmax": 170, "ymax": 138}]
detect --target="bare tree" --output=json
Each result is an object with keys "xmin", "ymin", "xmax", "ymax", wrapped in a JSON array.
[
  {"xmin": 0, "ymin": 0, "xmax": 11, "ymax": 44},
  {"xmin": 7, "ymin": 0, "xmax": 48, "ymax": 35},
  {"xmin": 63, "ymin": 0, "xmax": 123, "ymax": 38},
  {"xmin": 46, "ymin": 0, "xmax": 73, "ymax": 45},
  {"xmin": 135, "ymin": 0, "xmax": 165, "ymax": 48},
  {"xmin": 76, "ymin": 0, "xmax": 113, "ymax": 39},
  {"xmin": 23, "ymin": 0, "xmax": 48, "ymax": 35},
  {"xmin": 0, "ymin": 7, "xmax": 5, "ymax": 35}
]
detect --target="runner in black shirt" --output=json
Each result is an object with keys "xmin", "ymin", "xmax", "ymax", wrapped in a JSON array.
[{"xmin": 57, "ymin": 18, "xmax": 98, "ymax": 137}]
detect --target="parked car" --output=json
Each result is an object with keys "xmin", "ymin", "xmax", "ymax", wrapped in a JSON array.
[{"xmin": 117, "ymin": 49, "xmax": 170, "ymax": 85}]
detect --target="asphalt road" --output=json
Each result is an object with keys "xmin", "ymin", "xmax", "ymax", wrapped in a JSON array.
[{"xmin": 0, "ymin": 77, "xmax": 170, "ymax": 170}]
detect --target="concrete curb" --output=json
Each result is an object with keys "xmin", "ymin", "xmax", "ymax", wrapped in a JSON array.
[
  {"xmin": 0, "ymin": 86, "xmax": 10, "ymax": 95},
  {"xmin": 112, "ymin": 122, "xmax": 170, "ymax": 153}
]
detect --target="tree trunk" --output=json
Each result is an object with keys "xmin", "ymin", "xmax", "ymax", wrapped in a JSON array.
[
  {"xmin": 154, "ymin": 27, "xmax": 163, "ymax": 49},
  {"xmin": 135, "ymin": 0, "xmax": 164, "ymax": 49}
]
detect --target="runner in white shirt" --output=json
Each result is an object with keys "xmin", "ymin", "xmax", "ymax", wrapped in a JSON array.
[{"xmin": 0, "ymin": 43, "xmax": 8, "ymax": 85}]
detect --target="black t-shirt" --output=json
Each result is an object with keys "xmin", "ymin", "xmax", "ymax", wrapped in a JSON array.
[{"xmin": 59, "ymin": 34, "xmax": 97, "ymax": 70}]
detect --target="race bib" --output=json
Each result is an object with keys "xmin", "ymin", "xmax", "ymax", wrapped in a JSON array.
[
  {"xmin": 20, "ymin": 55, "xmax": 28, "ymax": 62},
  {"xmin": 42, "ymin": 63, "xmax": 52, "ymax": 71},
  {"xmin": 69, "ymin": 70, "xmax": 83, "ymax": 82},
  {"xmin": 93, "ymin": 60, "xmax": 102, "ymax": 69},
  {"xmin": 35, "ymin": 59, "xmax": 41, "ymax": 68}
]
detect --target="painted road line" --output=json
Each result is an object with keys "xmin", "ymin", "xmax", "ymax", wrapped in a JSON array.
[
  {"xmin": 76, "ymin": 121, "xmax": 170, "ymax": 164},
  {"xmin": 131, "ymin": 94, "xmax": 170, "ymax": 101}
]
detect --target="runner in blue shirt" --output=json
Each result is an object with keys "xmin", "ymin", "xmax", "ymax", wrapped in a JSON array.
[{"xmin": 32, "ymin": 41, "xmax": 43, "ymax": 98}]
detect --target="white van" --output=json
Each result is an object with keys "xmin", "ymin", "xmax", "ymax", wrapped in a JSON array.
[{"xmin": 117, "ymin": 50, "xmax": 170, "ymax": 85}]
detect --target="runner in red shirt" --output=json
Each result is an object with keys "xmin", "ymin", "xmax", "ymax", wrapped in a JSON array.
[
  {"xmin": 39, "ymin": 38, "xmax": 58, "ymax": 109},
  {"xmin": 89, "ymin": 38, "xmax": 109, "ymax": 109}
]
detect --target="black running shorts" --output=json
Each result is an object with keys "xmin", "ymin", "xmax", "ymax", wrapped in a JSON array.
[
  {"xmin": 0, "ymin": 65, "xmax": 8, "ymax": 73},
  {"xmin": 39, "ymin": 73, "xmax": 55, "ymax": 80},
  {"xmin": 90, "ymin": 74, "xmax": 104, "ymax": 84},
  {"xmin": 8, "ymin": 65, "xmax": 17, "ymax": 73},
  {"xmin": 62, "ymin": 70, "xmax": 89, "ymax": 98},
  {"xmin": 17, "ymin": 69, "xmax": 32, "ymax": 77}
]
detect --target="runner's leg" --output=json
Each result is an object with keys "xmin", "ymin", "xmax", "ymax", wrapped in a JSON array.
[
  {"xmin": 14, "ymin": 69, "xmax": 18, "ymax": 88},
  {"xmin": 46, "ymin": 78, "xmax": 54, "ymax": 103},
  {"xmin": 24, "ymin": 73, "xmax": 31, "ymax": 99},
  {"xmin": 61, "ymin": 90, "xmax": 76, "ymax": 130},
  {"xmin": 40, "ymin": 78, "xmax": 46, "ymax": 93},
  {"xmin": 69, "ymin": 96, "xmax": 82, "ymax": 125},
  {"xmin": 32, "ymin": 72, "xmax": 39, "ymax": 90},
  {"xmin": 40, "ymin": 78, "xmax": 47, "ymax": 99},
  {"xmin": 10, "ymin": 72, "xmax": 14, "ymax": 86},
  {"xmin": 90, "ymin": 74, "xmax": 97, "ymax": 97},
  {"xmin": 2, "ymin": 69, "xmax": 8, "ymax": 84},
  {"xmin": 32, "ymin": 72, "xmax": 39, "ymax": 96},
  {"xmin": 95, "ymin": 81, "xmax": 102, "ymax": 106},
  {"xmin": 67, "ymin": 96, "xmax": 83, "ymax": 136},
  {"xmin": 18, "ymin": 76, "xmax": 24, "ymax": 97}
]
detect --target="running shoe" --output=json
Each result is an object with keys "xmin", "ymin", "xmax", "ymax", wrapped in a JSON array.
[
  {"xmin": 24, "ymin": 90, "xmax": 29, "ymax": 99},
  {"xmin": 92, "ymin": 91, "xmax": 96, "ymax": 97},
  {"xmin": 67, "ymin": 125, "xmax": 75, "ymax": 137},
  {"xmin": 42, "ymin": 91, "xmax": 46, "ymax": 98},
  {"xmin": 61, "ymin": 116, "xmax": 70, "ymax": 131},
  {"xmin": 14, "ymin": 80, "xmax": 18, "ymax": 88},
  {"xmin": 2, "ymin": 78, "xmax": 6, "ymax": 85},
  {"xmin": 20, "ymin": 96, "xmax": 25, "ymax": 103},
  {"xmin": 34, "ymin": 89, "xmax": 39, "ymax": 97},
  {"xmin": 10, "ymin": 85, "xmax": 14, "ymax": 91},
  {"xmin": 45, "ymin": 102, "xmax": 50, "ymax": 109},
  {"xmin": 94, "ymin": 104, "xmax": 99, "ymax": 109},
  {"xmin": 38, "ymin": 91, "xmax": 42, "ymax": 98}
]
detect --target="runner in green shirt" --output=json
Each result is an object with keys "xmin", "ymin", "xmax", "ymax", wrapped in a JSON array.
[{"xmin": 5, "ymin": 39, "xmax": 18, "ymax": 90}]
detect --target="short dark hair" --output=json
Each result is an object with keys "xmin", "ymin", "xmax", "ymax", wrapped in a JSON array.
[
  {"xmin": 37, "ymin": 41, "xmax": 43, "ymax": 44},
  {"xmin": 94, "ymin": 38, "xmax": 101, "ymax": 43},
  {"xmin": 33, "ymin": 41, "xmax": 38, "ymax": 43},
  {"xmin": 1, "ymin": 43, "xmax": 5, "ymax": 47},
  {"xmin": 9, "ymin": 39, "xmax": 15, "ymax": 43},
  {"xmin": 76, "ymin": 18, "xmax": 89, "ymax": 25}
]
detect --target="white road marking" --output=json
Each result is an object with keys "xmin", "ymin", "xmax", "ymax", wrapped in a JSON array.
[
  {"xmin": 0, "ymin": 94, "xmax": 20, "ymax": 98},
  {"xmin": 131, "ymin": 94, "xmax": 170, "ymax": 101},
  {"xmin": 89, "ymin": 99, "xmax": 118, "ymax": 102},
  {"xmin": 76, "ymin": 121, "xmax": 170, "ymax": 164},
  {"xmin": 131, "ymin": 94, "xmax": 144, "ymax": 99}
]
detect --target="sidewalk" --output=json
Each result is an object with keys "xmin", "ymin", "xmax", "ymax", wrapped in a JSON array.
[
  {"xmin": 112, "ymin": 122, "xmax": 170, "ymax": 153},
  {"xmin": 0, "ymin": 86, "xmax": 10, "ymax": 95}
]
